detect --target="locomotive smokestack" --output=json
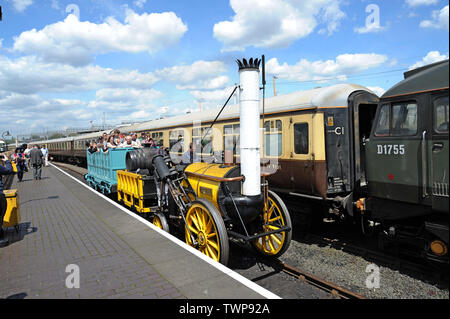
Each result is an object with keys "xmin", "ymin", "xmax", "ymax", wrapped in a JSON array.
[{"xmin": 237, "ymin": 58, "xmax": 261, "ymax": 196}]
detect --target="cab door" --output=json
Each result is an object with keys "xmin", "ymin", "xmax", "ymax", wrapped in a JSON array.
[
  {"xmin": 430, "ymin": 95, "xmax": 449, "ymax": 212},
  {"xmin": 366, "ymin": 100, "xmax": 422, "ymax": 204}
]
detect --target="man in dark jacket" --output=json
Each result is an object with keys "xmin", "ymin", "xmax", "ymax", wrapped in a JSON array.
[
  {"xmin": 29, "ymin": 144, "xmax": 44, "ymax": 180},
  {"xmin": 0, "ymin": 153, "xmax": 13, "ymax": 247}
]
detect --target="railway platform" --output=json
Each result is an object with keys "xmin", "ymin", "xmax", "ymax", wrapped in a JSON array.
[{"xmin": 0, "ymin": 165, "xmax": 277, "ymax": 299}]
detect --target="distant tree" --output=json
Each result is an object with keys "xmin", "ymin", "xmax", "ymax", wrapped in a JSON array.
[
  {"xmin": 31, "ymin": 134, "xmax": 41, "ymax": 140},
  {"xmin": 49, "ymin": 133, "xmax": 65, "ymax": 139}
]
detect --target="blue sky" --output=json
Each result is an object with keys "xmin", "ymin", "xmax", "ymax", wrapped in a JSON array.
[{"xmin": 0, "ymin": 0, "xmax": 448, "ymax": 137}]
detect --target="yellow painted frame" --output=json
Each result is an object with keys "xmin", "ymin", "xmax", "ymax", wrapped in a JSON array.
[{"xmin": 117, "ymin": 170, "xmax": 152, "ymax": 213}]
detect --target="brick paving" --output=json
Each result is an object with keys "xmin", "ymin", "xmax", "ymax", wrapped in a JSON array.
[{"xmin": 0, "ymin": 166, "xmax": 184, "ymax": 299}]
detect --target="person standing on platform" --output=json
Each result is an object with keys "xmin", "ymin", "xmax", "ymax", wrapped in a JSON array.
[
  {"xmin": 23, "ymin": 144, "xmax": 31, "ymax": 170},
  {"xmin": 41, "ymin": 145, "xmax": 49, "ymax": 167},
  {"xmin": 11, "ymin": 148, "xmax": 26, "ymax": 182},
  {"xmin": 30, "ymin": 145, "xmax": 44, "ymax": 180},
  {"xmin": 0, "ymin": 153, "xmax": 13, "ymax": 247}
]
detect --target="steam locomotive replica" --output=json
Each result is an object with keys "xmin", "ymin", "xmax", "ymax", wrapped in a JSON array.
[
  {"xmin": 36, "ymin": 58, "xmax": 448, "ymax": 264},
  {"xmin": 84, "ymin": 58, "xmax": 292, "ymax": 265}
]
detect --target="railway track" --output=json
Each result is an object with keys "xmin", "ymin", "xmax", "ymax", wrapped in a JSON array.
[
  {"xmin": 256, "ymin": 255, "xmax": 366, "ymax": 299},
  {"xmin": 302, "ymin": 232, "xmax": 449, "ymax": 286}
]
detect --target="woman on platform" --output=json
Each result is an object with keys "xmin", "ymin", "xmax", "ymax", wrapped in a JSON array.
[
  {"xmin": 0, "ymin": 154, "xmax": 13, "ymax": 247},
  {"xmin": 11, "ymin": 148, "xmax": 26, "ymax": 182}
]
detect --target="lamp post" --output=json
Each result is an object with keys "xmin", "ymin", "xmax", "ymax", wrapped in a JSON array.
[{"xmin": 1, "ymin": 130, "xmax": 10, "ymax": 140}]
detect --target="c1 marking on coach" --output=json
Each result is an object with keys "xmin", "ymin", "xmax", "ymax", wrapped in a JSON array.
[
  {"xmin": 327, "ymin": 126, "xmax": 344, "ymax": 135},
  {"xmin": 377, "ymin": 144, "xmax": 405, "ymax": 155}
]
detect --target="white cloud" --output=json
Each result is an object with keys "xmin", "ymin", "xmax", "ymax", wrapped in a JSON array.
[
  {"xmin": 134, "ymin": 0, "xmax": 147, "ymax": 8},
  {"xmin": 367, "ymin": 86, "xmax": 386, "ymax": 97},
  {"xmin": 409, "ymin": 51, "xmax": 449, "ymax": 70},
  {"xmin": 13, "ymin": 10, "xmax": 188, "ymax": 66},
  {"xmin": 419, "ymin": 5, "xmax": 449, "ymax": 31},
  {"xmin": 11, "ymin": 0, "xmax": 33, "ymax": 12},
  {"xmin": 0, "ymin": 55, "xmax": 159, "ymax": 94},
  {"xmin": 94, "ymin": 88, "xmax": 163, "ymax": 104},
  {"xmin": 213, "ymin": 0, "xmax": 345, "ymax": 51},
  {"xmin": 190, "ymin": 87, "xmax": 236, "ymax": 102},
  {"xmin": 265, "ymin": 53, "xmax": 388, "ymax": 82},
  {"xmin": 155, "ymin": 60, "xmax": 231, "ymax": 90},
  {"xmin": 0, "ymin": 92, "xmax": 91, "ymax": 130},
  {"xmin": 406, "ymin": 0, "xmax": 438, "ymax": 7}
]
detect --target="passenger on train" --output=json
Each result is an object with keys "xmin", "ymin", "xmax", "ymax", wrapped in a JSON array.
[
  {"xmin": 131, "ymin": 133, "xmax": 141, "ymax": 147},
  {"xmin": 113, "ymin": 129, "xmax": 123, "ymax": 145},
  {"xmin": 88, "ymin": 141, "xmax": 98, "ymax": 154},
  {"xmin": 106, "ymin": 136, "xmax": 118, "ymax": 149},
  {"xmin": 119, "ymin": 135, "xmax": 141, "ymax": 148},
  {"xmin": 144, "ymin": 138, "xmax": 156, "ymax": 148}
]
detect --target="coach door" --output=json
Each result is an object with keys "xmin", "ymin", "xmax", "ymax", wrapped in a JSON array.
[
  {"xmin": 430, "ymin": 95, "xmax": 449, "ymax": 212},
  {"xmin": 288, "ymin": 113, "xmax": 317, "ymax": 195}
]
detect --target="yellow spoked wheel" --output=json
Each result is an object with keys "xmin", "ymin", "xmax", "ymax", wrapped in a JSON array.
[
  {"xmin": 252, "ymin": 190, "xmax": 292, "ymax": 257},
  {"xmin": 185, "ymin": 198, "xmax": 229, "ymax": 265},
  {"xmin": 152, "ymin": 212, "xmax": 170, "ymax": 232}
]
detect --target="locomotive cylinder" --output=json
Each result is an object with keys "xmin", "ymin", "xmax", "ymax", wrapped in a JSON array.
[
  {"xmin": 152, "ymin": 154, "xmax": 176, "ymax": 181},
  {"xmin": 126, "ymin": 148, "xmax": 157, "ymax": 172},
  {"xmin": 238, "ymin": 59, "xmax": 261, "ymax": 197}
]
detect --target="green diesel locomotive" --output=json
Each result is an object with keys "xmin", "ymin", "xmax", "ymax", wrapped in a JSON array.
[{"xmin": 360, "ymin": 60, "xmax": 448, "ymax": 263}]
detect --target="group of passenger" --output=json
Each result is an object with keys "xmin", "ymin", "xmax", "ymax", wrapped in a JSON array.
[
  {"xmin": 85, "ymin": 129, "xmax": 202, "ymax": 165},
  {"xmin": 87, "ymin": 129, "xmax": 164, "ymax": 154}
]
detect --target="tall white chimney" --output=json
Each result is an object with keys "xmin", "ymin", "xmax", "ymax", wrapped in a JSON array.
[{"xmin": 237, "ymin": 58, "xmax": 261, "ymax": 196}]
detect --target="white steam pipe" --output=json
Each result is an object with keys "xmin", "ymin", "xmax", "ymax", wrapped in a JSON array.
[{"xmin": 238, "ymin": 61, "xmax": 261, "ymax": 196}]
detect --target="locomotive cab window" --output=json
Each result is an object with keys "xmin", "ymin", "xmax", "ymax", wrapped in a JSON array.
[
  {"xmin": 374, "ymin": 102, "xmax": 418, "ymax": 136},
  {"xmin": 392, "ymin": 102, "xmax": 417, "ymax": 136},
  {"xmin": 264, "ymin": 120, "xmax": 282, "ymax": 156},
  {"xmin": 434, "ymin": 96, "xmax": 449, "ymax": 133},
  {"xmin": 294, "ymin": 123, "xmax": 309, "ymax": 154}
]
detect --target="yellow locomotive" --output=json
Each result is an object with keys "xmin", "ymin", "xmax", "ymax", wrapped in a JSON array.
[{"xmin": 116, "ymin": 58, "xmax": 292, "ymax": 265}]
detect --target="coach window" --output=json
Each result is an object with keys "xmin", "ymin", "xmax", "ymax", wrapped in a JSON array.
[
  {"xmin": 391, "ymin": 102, "xmax": 417, "ymax": 136},
  {"xmin": 294, "ymin": 123, "xmax": 309, "ymax": 154},
  {"xmin": 192, "ymin": 127, "xmax": 213, "ymax": 155},
  {"xmin": 169, "ymin": 130, "xmax": 184, "ymax": 153},
  {"xmin": 223, "ymin": 124, "xmax": 240, "ymax": 155},
  {"xmin": 434, "ymin": 96, "xmax": 449, "ymax": 133},
  {"xmin": 152, "ymin": 131, "xmax": 164, "ymax": 144},
  {"xmin": 264, "ymin": 120, "xmax": 282, "ymax": 156}
]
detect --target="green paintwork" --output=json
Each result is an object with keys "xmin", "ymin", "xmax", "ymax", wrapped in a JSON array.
[
  {"xmin": 383, "ymin": 60, "xmax": 449, "ymax": 98},
  {"xmin": 365, "ymin": 139, "xmax": 422, "ymax": 204}
]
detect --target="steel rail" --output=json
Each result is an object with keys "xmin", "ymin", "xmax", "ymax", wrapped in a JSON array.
[{"xmin": 279, "ymin": 262, "xmax": 367, "ymax": 299}]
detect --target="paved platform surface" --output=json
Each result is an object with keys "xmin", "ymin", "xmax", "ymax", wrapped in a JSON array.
[{"xmin": 0, "ymin": 165, "xmax": 267, "ymax": 299}]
